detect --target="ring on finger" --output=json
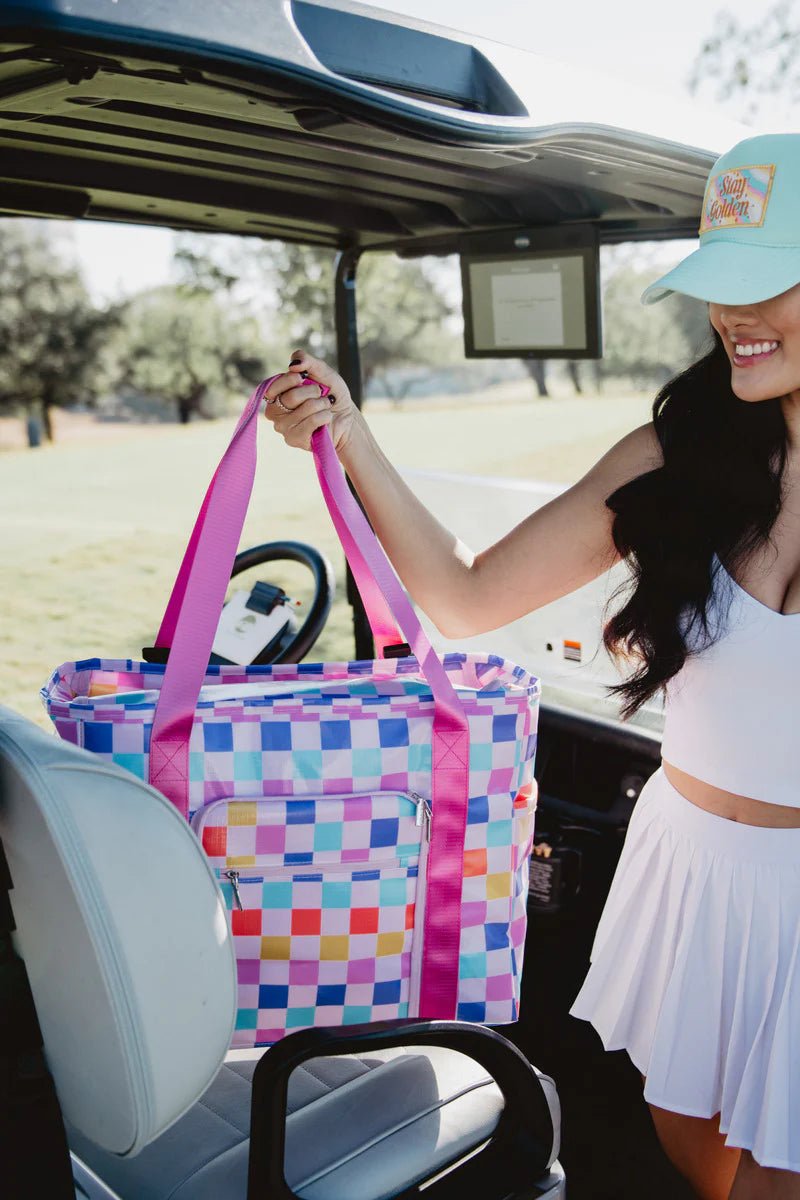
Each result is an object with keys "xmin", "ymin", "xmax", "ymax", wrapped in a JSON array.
[{"xmin": 271, "ymin": 396, "xmax": 292, "ymax": 414}]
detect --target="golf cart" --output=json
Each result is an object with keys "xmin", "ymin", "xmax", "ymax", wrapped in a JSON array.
[{"xmin": 0, "ymin": 2, "xmax": 749, "ymax": 1196}]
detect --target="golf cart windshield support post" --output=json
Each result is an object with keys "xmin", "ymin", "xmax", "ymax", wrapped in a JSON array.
[
  {"xmin": 334, "ymin": 247, "xmax": 363, "ymax": 411},
  {"xmin": 334, "ymin": 246, "xmax": 375, "ymax": 662}
]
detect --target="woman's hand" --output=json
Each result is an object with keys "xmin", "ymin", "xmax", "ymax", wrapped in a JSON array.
[{"xmin": 263, "ymin": 350, "xmax": 358, "ymax": 452}]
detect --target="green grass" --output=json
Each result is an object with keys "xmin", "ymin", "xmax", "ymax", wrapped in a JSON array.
[{"xmin": 0, "ymin": 381, "xmax": 652, "ymax": 729}]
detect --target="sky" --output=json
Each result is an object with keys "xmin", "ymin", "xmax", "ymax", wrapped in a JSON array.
[{"xmin": 68, "ymin": 0, "xmax": 790, "ymax": 302}]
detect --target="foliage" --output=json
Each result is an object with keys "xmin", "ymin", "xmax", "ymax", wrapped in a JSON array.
[
  {"xmin": 0, "ymin": 220, "xmax": 119, "ymax": 438},
  {"xmin": 688, "ymin": 1, "xmax": 799, "ymax": 123},
  {"xmin": 110, "ymin": 284, "xmax": 266, "ymax": 423},
  {"xmin": 350, "ymin": 252, "xmax": 456, "ymax": 386},
  {"xmin": 601, "ymin": 260, "xmax": 710, "ymax": 385},
  {"xmin": 173, "ymin": 237, "xmax": 459, "ymax": 388},
  {"xmin": 261, "ymin": 244, "xmax": 457, "ymax": 385}
]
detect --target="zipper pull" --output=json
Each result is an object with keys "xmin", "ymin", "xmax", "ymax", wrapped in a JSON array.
[
  {"xmin": 224, "ymin": 869, "xmax": 244, "ymax": 911},
  {"xmin": 412, "ymin": 793, "xmax": 432, "ymax": 839}
]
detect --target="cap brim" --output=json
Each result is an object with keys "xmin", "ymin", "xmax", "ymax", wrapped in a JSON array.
[{"xmin": 641, "ymin": 240, "xmax": 800, "ymax": 305}]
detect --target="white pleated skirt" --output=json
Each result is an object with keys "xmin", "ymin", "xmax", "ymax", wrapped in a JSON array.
[{"xmin": 571, "ymin": 767, "xmax": 800, "ymax": 1171}]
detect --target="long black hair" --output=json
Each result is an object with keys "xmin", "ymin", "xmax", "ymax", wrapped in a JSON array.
[{"xmin": 603, "ymin": 329, "xmax": 788, "ymax": 718}]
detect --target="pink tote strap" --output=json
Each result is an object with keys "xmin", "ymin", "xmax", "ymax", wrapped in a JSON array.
[
  {"xmin": 155, "ymin": 393, "xmax": 263, "ymax": 648},
  {"xmin": 151, "ymin": 378, "xmax": 410, "ymax": 813},
  {"xmin": 156, "ymin": 378, "xmax": 402, "ymax": 654},
  {"xmin": 312, "ymin": 426, "xmax": 470, "ymax": 1019},
  {"xmin": 149, "ymin": 380, "xmax": 270, "ymax": 816}
]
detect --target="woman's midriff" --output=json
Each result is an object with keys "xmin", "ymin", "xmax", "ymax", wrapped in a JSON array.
[{"xmin": 662, "ymin": 760, "xmax": 800, "ymax": 828}]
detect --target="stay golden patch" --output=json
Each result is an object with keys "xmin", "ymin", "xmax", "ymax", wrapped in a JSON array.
[{"xmin": 699, "ymin": 164, "xmax": 775, "ymax": 234}]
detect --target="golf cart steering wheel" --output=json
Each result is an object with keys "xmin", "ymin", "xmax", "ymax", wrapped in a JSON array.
[{"xmin": 228, "ymin": 540, "xmax": 334, "ymax": 664}]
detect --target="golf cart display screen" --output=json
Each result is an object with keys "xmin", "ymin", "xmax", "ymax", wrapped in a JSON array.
[{"xmin": 461, "ymin": 245, "xmax": 600, "ymax": 359}]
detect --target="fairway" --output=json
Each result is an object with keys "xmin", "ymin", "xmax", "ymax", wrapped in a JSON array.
[{"xmin": 1, "ymin": 382, "xmax": 652, "ymax": 729}]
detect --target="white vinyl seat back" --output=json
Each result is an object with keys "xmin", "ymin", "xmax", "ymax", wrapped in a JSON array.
[{"xmin": 0, "ymin": 706, "xmax": 236, "ymax": 1157}]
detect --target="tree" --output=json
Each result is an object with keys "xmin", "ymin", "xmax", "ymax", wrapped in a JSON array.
[
  {"xmin": 351, "ymin": 252, "xmax": 455, "ymax": 387},
  {"xmin": 688, "ymin": 2, "xmax": 799, "ymax": 123},
  {"xmin": 110, "ymin": 284, "xmax": 266, "ymax": 423},
  {"xmin": 601, "ymin": 262, "xmax": 710, "ymax": 386},
  {"xmin": 0, "ymin": 220, "xmax": 118, "ymax": 440},
  {"xmin": 173, "ymin": 237, "xmax": 459, "ymax": 389},
  {"xmin": 523, "ymin": 360, "xmax": 550, "ymax": 397}
]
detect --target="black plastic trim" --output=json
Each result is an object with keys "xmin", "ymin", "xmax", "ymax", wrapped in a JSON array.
[
  {"xmin": 248, "ymin": 1018, "xmax": 556, "ymax": 1199},
  {"xmin": 538, "ymin": 701, "xmax": 662, "ymax": 761},
  {"xmin": 291, "ymin": 1, "xmax": 527, "ymax": 117}
]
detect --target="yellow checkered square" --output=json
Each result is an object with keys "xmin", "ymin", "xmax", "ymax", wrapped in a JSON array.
[
  {"xmin": 320, "ymin": 935, "xmax": 350, "ymax": 961},
  {"xmin": 376, "ymin": 931, "xmax": 405, "ymax": 957},
  {"xmin": 486, "ymin": 872, "xmax": 511, "ymax": 900},
  {"xmin": 88, "ymin": 682, "xmax": 119, "ymax": 697},
  {"xmin": 229, "ymin": 802, "xmax": 258, "ymax": 826},
  {"xmin": 260, "ymin": 936, "xmax": 291, "ymax": 960}
]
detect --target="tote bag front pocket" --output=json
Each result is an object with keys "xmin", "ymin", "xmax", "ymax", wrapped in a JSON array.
[{"xmin": 191, "ymin": 790, "xmax": 430, "ymax": 1046}]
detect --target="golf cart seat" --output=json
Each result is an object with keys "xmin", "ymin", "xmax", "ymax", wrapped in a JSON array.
[{"xmin": 0, "ymin": 706, "xmax": 564, "ymax": 1199}]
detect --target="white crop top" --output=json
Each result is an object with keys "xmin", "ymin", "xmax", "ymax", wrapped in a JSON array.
[{"xmin": 661, "ymin": 556, "xmax": 800, "ymax": 807}]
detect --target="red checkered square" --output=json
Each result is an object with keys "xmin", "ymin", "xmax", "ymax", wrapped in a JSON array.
[
  {"xmin": 232, "ymin": 908, "xmax": 262, "ymax": 936},
  {"xmin": 291, "ymin": 908, "xmax": 322, "ymax": 936},
  {"xmin": 201, "ymin": 825, "xmax": 227, "ymax": 858},
  {"xmin": 350, "ymin": 907, "xmax": 379, "ymax": 934}
]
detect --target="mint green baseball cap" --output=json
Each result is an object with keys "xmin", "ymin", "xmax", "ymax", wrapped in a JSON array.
[{"xmin": 642, "ymin": 132, "xmax": 800, "ymax": 305}]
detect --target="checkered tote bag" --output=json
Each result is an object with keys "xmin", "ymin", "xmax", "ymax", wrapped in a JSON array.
[{"xmin": 43, "ymin": 379, "xmax": 540, "ymax": 1046}]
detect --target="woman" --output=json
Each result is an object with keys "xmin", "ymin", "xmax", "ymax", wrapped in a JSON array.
[{"xmin": 265, "ymin": 132, "xmax": 800, "ymax": 1199}]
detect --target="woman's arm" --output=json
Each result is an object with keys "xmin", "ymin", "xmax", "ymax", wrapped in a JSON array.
[{"xmin": 265, "ymin": 352, "xmax": 663, "ymax": 639}]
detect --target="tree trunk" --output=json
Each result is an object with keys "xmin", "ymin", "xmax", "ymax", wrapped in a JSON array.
[
  {"xmin": 566, "ymin": 361, "xmax": 583, "ymax": 395},
  {"xmin": 177, "ymin": 383, "xmax": 207, "ymax": 424},
  {"xmin": 41, "ymin": 398, "xmax": 54, "ymax": 441},
  {"xmin": 26, "ymin": 409, "xmax": 42, "ymax": 448},
  {"xmin": 523, "ymin": 359, "xmax": 549, "ymax": 398}
]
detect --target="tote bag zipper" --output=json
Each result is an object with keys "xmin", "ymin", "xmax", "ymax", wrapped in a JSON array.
[{"xmin": 217, "ymin": 791, "xmax": 431, "ymax": 910}]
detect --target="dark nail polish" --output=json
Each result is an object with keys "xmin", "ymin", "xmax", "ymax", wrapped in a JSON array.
[{"xmin": 289, "ymin": 358, "xmax": 302, "ymax": 366}]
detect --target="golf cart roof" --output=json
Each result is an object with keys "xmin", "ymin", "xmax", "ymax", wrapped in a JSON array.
[{"xmin": 0, "ymin": 0, "xmax": 748, "ymax": 253}]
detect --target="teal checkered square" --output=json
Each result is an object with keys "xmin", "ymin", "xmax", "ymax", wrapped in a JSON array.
[
  {"xmin": 261, "ymin": 880, "xmax": 293, "ymax": 909},
  {"xmin": 292, "ymin": 750, "xmax": 323, "ymax": 780},
  {"xmin": 286, "ymin": 1007, "xmax": 317, "ymax": 1028},
  {"xmin": 189, "ymin": 751, "xmax": 205, "ymax": 781},
  {"xmin": 321, "ymin": 880, "xmax": 352, "ymax": 908},
  {"xmin": 235, "ymin": 1008, "xmax": 258, "ymax": 1029},
  {"xmin": 459, "ymin": 952, "xmax": 488, "ymax": 979},
  {"xmin": 379, "ymin": 877, "xmax": 408, "ymax": 907},
  {"xmin": 487, "ymin": 820, "xmax": 513, "ymax": 847},
  {"xmin": 233, "ymin": 750, "xmax": 262, "ymax": 781},
  {"xmin": 470, "ymin": 743, "xmax": 494, "ymax": 772},
  {"xmin": 314, "ymin": 822, "xmax": 343, "ymax": 852},
  {"xmin": 343, "ymin": 1006, "xmax": 374, "ymax": 1023},
  {"xmin": 112, "ymin": 752, "xmax": 145, "ymax": 778},
  {"xmin": 407, "ymin": 742, "xmax": 431, "ymax": 774},
  {"xmin": 351, "ymin": 747, "xmax": 382, "ymax": 778}
]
